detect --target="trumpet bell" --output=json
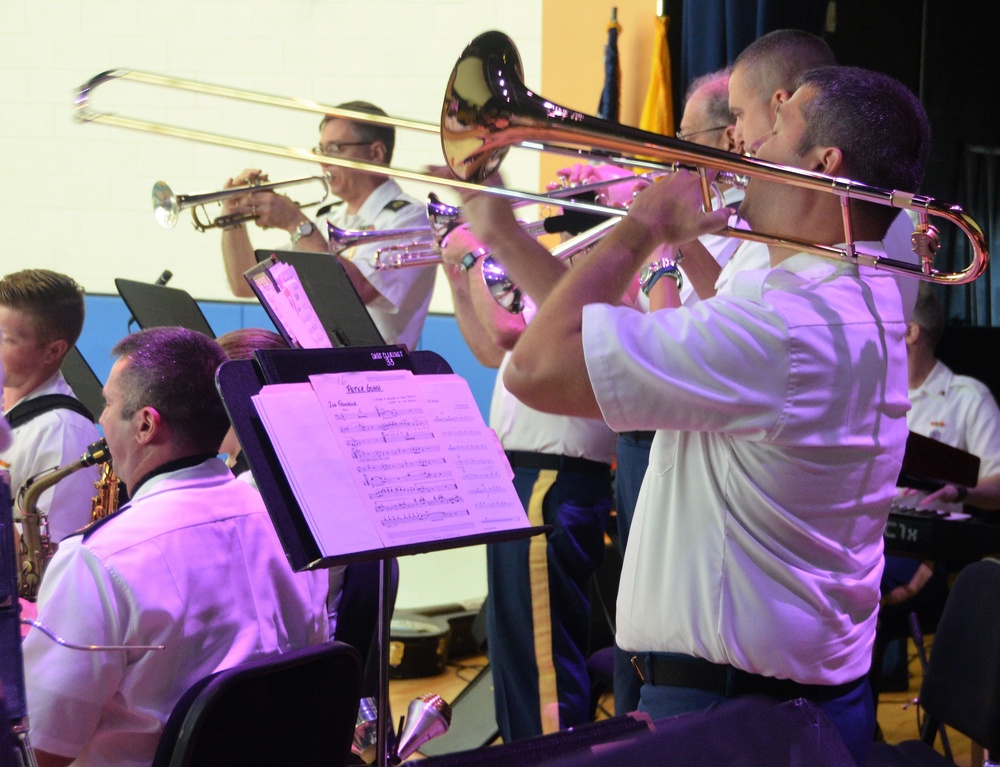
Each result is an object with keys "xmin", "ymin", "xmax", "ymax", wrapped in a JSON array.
[{"xmin": 152, "ymin": 180, "xmax": 182, "ymax": 229}]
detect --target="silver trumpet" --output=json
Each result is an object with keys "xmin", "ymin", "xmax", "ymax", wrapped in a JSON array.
[
  {"xmin": 484, "ymin": 216, "xmax": 622, "ymax": 313},
  {"xmin": 326, "ymin": 193, "xmax": 459, "ymax": 256},
  {"xmin": 373, "ymin": 216, "xmax": 550, "ymax": 271},
  {"xmin": 152, "ymin": 175, "xmax": 330, "ymax": 232}
]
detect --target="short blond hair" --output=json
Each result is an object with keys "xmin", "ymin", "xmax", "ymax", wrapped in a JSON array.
[{"xmin": 0, "ymin": 269, "xmax": 85, "ymax": 347}]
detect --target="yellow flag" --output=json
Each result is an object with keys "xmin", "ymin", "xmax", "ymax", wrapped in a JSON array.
[{"xmin": 639, "ymin": 14, "xmax": 674, "ymax": 137}]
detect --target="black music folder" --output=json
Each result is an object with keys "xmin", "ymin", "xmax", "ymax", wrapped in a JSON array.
[
  {"xmin": 897, "ymin": 430, "xmax": 981, "ymax": 492},
  {"xmin": 247, "ymin": 250, "xmax": 384, "ymax": 349},
  {"xmin": 216, "ymin": 346, "xmax": 541, "ymax": 572},
  {"xmin": 114, "ymin": 278, "xmax": 216, "ymax": 338}
]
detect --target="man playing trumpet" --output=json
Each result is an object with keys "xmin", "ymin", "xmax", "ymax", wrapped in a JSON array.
[{"xmin": 219, "ymin": 100, "xmax": 436, "ymax": 351}]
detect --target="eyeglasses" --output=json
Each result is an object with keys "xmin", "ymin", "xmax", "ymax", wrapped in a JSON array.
[
  {"xmin": 312, "ymin": 141, "xmax": 373, "ymax": 157},
  {"xmin": 675, "ymin": 126, "xmax": 728, "ymax": 141}
]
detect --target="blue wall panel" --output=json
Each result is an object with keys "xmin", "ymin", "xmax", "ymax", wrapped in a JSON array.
[{"xmin": 78, "ymin": 295, "xmax": 496, "ymax": 421}]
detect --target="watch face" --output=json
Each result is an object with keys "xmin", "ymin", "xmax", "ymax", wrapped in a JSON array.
[{"xmin": 639, "ymin": 263, "xmax": 654, "ymax": 286}]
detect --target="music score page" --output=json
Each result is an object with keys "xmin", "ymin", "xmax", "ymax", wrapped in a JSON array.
[{"xmin": 252, "ymin": 369, "xmax": 526, "ymax": 557}]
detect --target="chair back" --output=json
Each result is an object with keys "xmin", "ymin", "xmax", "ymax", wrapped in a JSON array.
[
  {"xmin": 151, "ymin": 640, "xmax": 362, "ymax": 767},
  {"xmin": 919, "ymin": 557, "xmax": 1000, "ymax": 753}
]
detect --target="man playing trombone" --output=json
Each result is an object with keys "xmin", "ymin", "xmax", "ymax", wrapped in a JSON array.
[
  {"xmin": 461, "ymin": 65, "xmax": 930, "ymax": 766},
  {"xmin": 218, "ymin": 101, "xmax": 436, "ymax": 351}
]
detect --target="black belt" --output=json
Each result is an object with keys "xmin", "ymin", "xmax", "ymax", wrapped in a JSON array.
[
  {"xmin": 504, "ymin": 450, "xmax": 610, "ymax": 474},
  {"xmin": 639, "ymin": 653, "xmax": 865, "ymax": 703},
  {"xmin": 619, "ymin": 430, "xmax": 655, "ymax": 441}
]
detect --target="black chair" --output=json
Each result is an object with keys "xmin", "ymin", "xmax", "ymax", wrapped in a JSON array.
[
  {"xmin": 150, "ymin": 640, "xmax": 362, "ymax": 767},
  {"xmin": 586, "ymin": 645, "xmax": 616, "ymax": 719},
  {"xmin": 866, "ymin": 558, "xmax": 1000, "ymax": 766}
]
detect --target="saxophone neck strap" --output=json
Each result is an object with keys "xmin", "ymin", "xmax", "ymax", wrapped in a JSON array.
[{"xmin": 5, "ymin": 394, "xmax": 95, "ymax": 428}]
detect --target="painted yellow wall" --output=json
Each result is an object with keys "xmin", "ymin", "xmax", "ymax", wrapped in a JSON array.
[{"xmin": 540, "ymin": 1, "xmax": 674, "ymax": 189}]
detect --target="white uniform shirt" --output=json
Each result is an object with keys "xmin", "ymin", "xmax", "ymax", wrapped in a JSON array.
[
  {"xmin": 716, "ymin": 211, "xmax": 918, "ymax": 320},
  {"xmin": 908, "ymin": 360, "xmax": 1000, "ymax": 481},
  {"xmin": 327, "ymin": 179, "xmax": 437, "ymax": 350},
  {"xmin": 23, "ymin": 458, "xmax": 330, "ymax": 767},
  {"xmin": 583, "ymin": 250, "xmax": 909, "ymax": 685},
  {"xmin": 490, "ymin": 299, "xmax": 616, "ymax": 464},
  {"xmin": 1, "ymin": 371, "xmax": 101, "ymax": 541}
]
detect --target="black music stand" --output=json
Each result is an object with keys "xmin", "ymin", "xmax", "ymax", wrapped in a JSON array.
[
  {"xmin": 248, "ymin": 250, "xmax": 385, "ymax": 348},
  {"xmin": 216, "ymin": 346, "xmax": 544, "ymax": 767},
  {"xmin": 60, "ymin": 346, "xmax": 104, "ymax": 420},
  {"xmin": 114, "ymin": 278, "xmax": 216, "ymax": 338}
]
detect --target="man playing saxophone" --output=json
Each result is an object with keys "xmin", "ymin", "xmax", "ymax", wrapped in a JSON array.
[
  {"xmin": 0, "ymin": 270, "xmax": 101, "ymax": 550},
  {"xmin": 22, "ymin": 327, "xmax": 330, "ymax": 767}
]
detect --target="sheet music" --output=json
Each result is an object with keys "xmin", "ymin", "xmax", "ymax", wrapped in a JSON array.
[
  {"xmin": 252, "ymin": 383, "xmax": 383, "ymax": 556},
  {"xmin": 252, "ymin": 369, "xmax": 527, "ymax": 556},
  {"xmin": 247, "ymin": 260, "xmax": 331, "ymax": 349}
]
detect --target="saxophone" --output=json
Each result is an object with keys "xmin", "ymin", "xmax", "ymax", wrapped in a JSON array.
[{"xmin": 16, "ymin": 438, "xmax": 115, "ymax": 601}]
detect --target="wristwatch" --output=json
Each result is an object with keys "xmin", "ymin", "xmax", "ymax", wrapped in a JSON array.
[
  {"xmin": 460, "ymin": 247, "xmax": 488, "ymax": 271},
  {"xmin": 639, "ymin": 258, "xmax": 683, "ymax": 296},
  {"xmin": 290, "ymin": 220, "xmax": 316, "ymax": 245}
]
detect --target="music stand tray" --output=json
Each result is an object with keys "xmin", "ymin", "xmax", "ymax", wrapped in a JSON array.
[
  {"xmin": 114, "ymin": 278, "xmax": 216, "ymax": 338},
  {"xmin": 248, "ymin": 249, "xmax": 385, "ymax": 349}
]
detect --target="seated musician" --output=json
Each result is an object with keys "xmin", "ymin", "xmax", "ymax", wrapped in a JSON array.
[
  {"xmin": 872, "ymin": 283, "xmax": 1000, "ymax": 710},
  {"xmin": 22, "ymin": 327, "xmax": 330, "ymax": 767}
]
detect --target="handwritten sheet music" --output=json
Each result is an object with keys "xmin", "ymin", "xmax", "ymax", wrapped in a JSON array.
[{"xmin": 252, "ymin": 369, "xmax": 526, "ymax": 557}]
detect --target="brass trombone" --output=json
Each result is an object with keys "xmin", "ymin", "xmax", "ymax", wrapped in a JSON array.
[
  {"xmin": 74, "ymin": 70, "xmax": 645, "ymax": 220},
  {"xmin": 441, "ymin": 31, "xmax": 988, "ymax": 285},
  {"xmin": 74, "ymin": 36, "xmax": 989, "ymax": 284},
  {"xmin": 152, "ymin": 175, "xmax": 330, "ymax": 231}
]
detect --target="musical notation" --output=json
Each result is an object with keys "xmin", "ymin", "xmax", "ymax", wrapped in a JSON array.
[
  {"xmin": 252, "ymin": 369, "xmax": 528, "ymax": 555},
  {"xmin": 368, "ymin": 482, "xmax": 458, "ymax": 500},
  {"xmin": 374, "ymin": 494, "xmax": 464, "ymax": 514},
  {"xmin": 356, "ymin": 457, "xmax": 448, "ymax": 473},
  {"xmin": 339, "ymin": 417, "xmax": 428, "ymax": 434},
  {"xmin": 351, "ymin": 444, "xmax": 442, "ymax": 461},
  {"xmin": 361, "ymin": 469, "xmax": 451, "ymax": 487},
  {"xmin": 380, "ymin": 509, "xmax": 471, "ymax": 528}
]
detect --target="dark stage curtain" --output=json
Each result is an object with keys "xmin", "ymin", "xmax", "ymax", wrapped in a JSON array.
[{"xmin": 679, "ymin": 0, "xmax": 828, "ymax": 99}]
